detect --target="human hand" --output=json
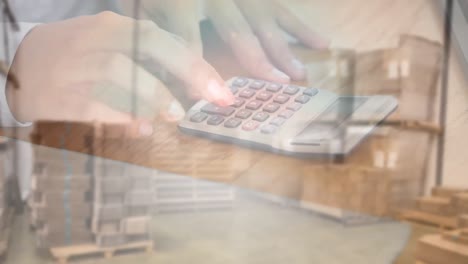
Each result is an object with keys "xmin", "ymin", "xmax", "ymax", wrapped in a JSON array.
[
  {"xmin": 205, "ymin": 0, "xmax": 329, "ymax": 82},
  {"xmin": 7, "ymin": 11, "xmax": 234, "ymax": 134}
]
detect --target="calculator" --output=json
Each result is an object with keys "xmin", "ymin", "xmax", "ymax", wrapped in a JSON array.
[{"xmin": 178, "ymin": 77, "xmax": 398, "ymax": 157}]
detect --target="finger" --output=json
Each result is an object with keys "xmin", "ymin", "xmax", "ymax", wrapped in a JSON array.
[
  {"xmin": 205, "ymin": 1, "xmax": 290, "ymax": 83},
  {"xmin": 83, "ymin": 12, "xmax": 234, "ymax": 106},
  {"xmin": 161, "ymin": 0, "xmax": 204, "ymax": 55},
  {"xmin": 255, "ymin": 25, "xmax": 306, "ymax": 81},
  {"xmin": 276, "ymin": 8, "xmax": 330, "ymax": 49},
  {"xmin": 80, "ymin": 52, "xmax": 186, "ymax": 122}
]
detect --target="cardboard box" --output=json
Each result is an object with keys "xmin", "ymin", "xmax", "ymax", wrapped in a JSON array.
[
  {"xmin": 96, "ymin": 177, "xmax": 129, "ymax": 194},
  {"xmin": 459, "ymin": 215, "xmax": 468, "ymax": 228},
  {"xmin": 31, "ymin": 190, "xmax": 92, "ymax": 207},
  {"xmin": 416, "ymin": 234, "xmax": 468, "ymax": 264},
  {"xmin": 125, "ymin": 191, "xmax": 153, "ymax": 206},
  {"xmin": 120, "ymin": 217, "xmax": 150, "ymax": 235},
  {"xmin": 92, "ymin": 220, "xmax": 121, "ymax": 235},
  {"xmin": 432, "ymin": 187, "xmax": 467, "ymax": 199},
  {"xmin": 126, "ymin": 206, "xmax": 152, "ymax": 217},
  {"xmin": 36, "ymin": 222, "xmax": 94, "ymax": 248},
  {"xmin": 452, "ymin": 193, "xmax": 468, "ymax": 214},
  {"xmin": 94, "ymin": 204, "xmax": 125, "ymax": 221},
  {"xmin": 95, "ymin": 234, "xmax": 127, "ymax": 248},
  {"xmin": 417, "ymin": 197, "xmax": 456, "ymax": 216}
]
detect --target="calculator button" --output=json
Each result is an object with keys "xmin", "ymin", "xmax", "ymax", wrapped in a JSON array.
[
  {"xmin": 249, "ymin": 80, "xmax": 266, "ymax": 90},
  {"xmin": 239, "ymin": 89, "xmax": 256, "ymax": 99},
  {"xmin": 304, "ymin": 87, "xmax": 319, "ymax": 96},
  {"xmin": 266, "ymin": 83, "xmax": 283, "ymax": 92},
  {"xmin": 246, "ymin": 100, "xmax": 263, "ymax": 110},
  {"xmin": 270, "ymin": 117, "xmax": 286, "ymax": 127},
  {"xmin": 190, "ymin": 112, "xmax": 208, "ymax": 123},
  {"xmin": 233, "ymin": 77, "xmax": 249, "ymax": 87},
  {"xmin": 279, "ymin": 110, "xmax": 295, "ymax": 119},
  {"xmin": 224, "ymin": 118, "xmax": 242, "ymax": 128},
  {"xmin": 273, "ymin": 94, "xmax": 290, "ymax": 104},
  {"xmin": 295, "ymin": 95, "xmax": 311, "ymax": 104},
  {"xmin": 252, "ymin": 112, "xmax": 270, "ymax": 122},
  {"xmin": 256, "ymin": 91, "xmax": 273, "ymax": 101},
  {"xmin": 242, "ymin": 120, "xmax": 260, "ymax": 131},
  {"xmin": 207, "ymin": 115, "xmax": 225, "ymax": 126},
  {"xmin": 261, "ymin": 125, "xmax": 278, "ymax": 134},
  {"xmin": 235, "ymin": 109, "xmax": 253, "ymax": 119},
  {"xmin": 201, "ymin": 104, "xmax": 235, "ymax": 117},
  {"xmin": 230, "ymin": 86, "xmax": 239, "ymax": 95},
  {"xmin": 263, "ymin": 103, "xmax": 280, "ymax": 113},
  {"xmin": 283, "ymin": 85, "xmax": 300, "ymax": 95},
  {"xmin": 286, "ymin": 103, "xmax": 302, "ymax": 111},
  {"xmin": 232, "ymin": 98, "xmax": 245, "ymax": 108}
]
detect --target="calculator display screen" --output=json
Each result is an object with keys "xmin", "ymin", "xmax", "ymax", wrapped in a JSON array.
[{"xmin": 294, "ymin": 97, "xmax": 367, "ymax": 140}]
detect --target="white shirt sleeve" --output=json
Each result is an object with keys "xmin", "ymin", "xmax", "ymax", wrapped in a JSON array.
[{"xmin": 0, "ymin": 23, "xmax": 38, "ymax": 127}]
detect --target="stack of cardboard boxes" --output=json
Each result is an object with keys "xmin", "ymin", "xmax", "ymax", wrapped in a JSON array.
[
  {"xmin": 30, "ymin": 122, "xmax": 154, "ymax": 251},
  {"xmin": 401, "ymin": 186, "xmax": 468, "ymax": 228},
  {"xmin": 417, "ymin": 220, "xmax": 468, "ymax": 264},
  {"xmin": 91, "ymin": 124, "xmax": 154, "ymax": 247},
  {"xmin": 30, "ymin": 122, "xmax": 95, "ymax": 249},
  {"xmin": 295, "ymin": 35, "xmax": 442, "ymax": 220},
  {"xmin": 92, "ymin": 158, "xmax": 154, "ymax": 247}
]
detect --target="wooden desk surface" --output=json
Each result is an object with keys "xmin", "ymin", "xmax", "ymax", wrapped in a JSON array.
[{"xmin": 3, "ymin": 0, "xmax": 467, "ymax": 193}]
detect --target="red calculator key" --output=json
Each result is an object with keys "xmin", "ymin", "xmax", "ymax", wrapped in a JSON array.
[{"xmin": 242, "ymin": 120, "xmax": 260, "ymax": 131}]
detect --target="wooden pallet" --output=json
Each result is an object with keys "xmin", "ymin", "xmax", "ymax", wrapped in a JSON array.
[
  {"xmin": 399, "ymin": 210, "xmax": 457, "ymax": 230},
  {"xmin": 50, "ymin": 240, "xmax": 153, "ymax": 264}
]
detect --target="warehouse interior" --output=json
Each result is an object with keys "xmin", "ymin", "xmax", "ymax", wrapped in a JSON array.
[{"xmin": 1, "ymin": 0, "xmax": 468, "ymax": 264}]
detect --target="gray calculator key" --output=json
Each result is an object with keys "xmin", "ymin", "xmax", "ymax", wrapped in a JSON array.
[
  {"xmin": 236, "ymin": 109, "xmax": 253, "ymax": 119},
  {"xmin": 233, "ymin": 77, "xmax": 248, "ymax": 87},
  {"xmin": 270, "ymin": 117, "xmax": 286, "ymax": 127},
  {"xmin": 253, "ymin": 112, "xmax": 270, "ymax": 122},
  {"xmin": 249, "ymin": 80, "xmax": 265, "ymax": 90},
  {"xmin": 190, "ymin": 112, "xmax": 208, "ymax": 123},
  {"xmin": 263, "ymin": 103, "xmax": 280, "ymax": 113},
  {"xmin": 230, "ymin": 86, "xmax": 239, "ymax": 94},
  {"xmin": 283, "ymin": 85, "xmax": 300, "ymax": 95},
  {"xmin": 224, "ymin": 118, "xmax": 242, "ymax": 128},
  {"xmin": 266, "ymin": 83, "xmax": 282, "ymax": 92},
  {"xmin": 304, "ymin": 87, "xmax": 319, "ymax": 96},
  {"xmin": 286, "ymin": 103, "xmax": 302, "ymax": 111},
  {"xmin": 239, "ymin": 89, "xmax": 256, "ymax": 99},
  {"xmin": 295, "ymin": 95, "xmax": 311, "ymax": 104},
  {"xmin": 242, "ymin": 120, "xmax": 260, "ymax": 131},
  {"xmin": 246, "ymin": 100, "xmax": 263, "ymax": 110},
  {"xmin": 207, "ymin": 115, "xmax": 225, "ymax": 126},
  {"xmin": 201, "ymin": 104, "xmax": 235, "ymax": 116},
  {"xmin": 261, "ymin": 125, "xmax": 278, "ymax": 134},
  {"xmin": 279, "ymin": 110, "xmax": 295, "ymax": 119},
  {"xmin": 273, "ymin": 94, "xmax": 290, "ymax": 104},
  {"xmin": 256, "ymin": 91, "xmax": 273, "ymax": 101},
  {"xmin": 232, "ymin": 98, "xmax": 245, "ymax": 108}
]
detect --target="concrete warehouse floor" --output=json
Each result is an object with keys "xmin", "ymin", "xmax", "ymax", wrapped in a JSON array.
[{"xmin": 2, "ymin": 191, "xmax": 437, "ymax": 264}]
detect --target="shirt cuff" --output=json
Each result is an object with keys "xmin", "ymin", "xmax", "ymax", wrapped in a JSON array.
[{"xmin": 0, "ymin": 23, "xmax": 38, "ymax": 127}]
